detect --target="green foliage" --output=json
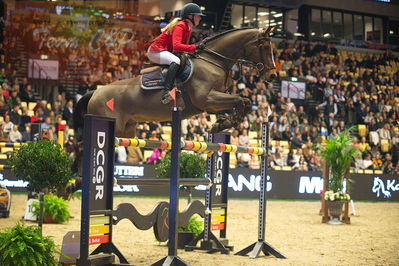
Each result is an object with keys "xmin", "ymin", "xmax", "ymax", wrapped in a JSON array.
[
  {"xmin": 155, "ymin": 152, "xmax": 206, "ymax": 180},
  {"xmin": 8, "ymin": 140, "xmax": 73, "ymax": 193},
  {"xmin": 0, "ymin": 223, "xmax": 61, "ymax": 266},
  {"xmin": 32, "ymin": 194, "xmax": 71, "ymax": 224},
  {"xmin": 320, "ymin": 127, "xmax": 361, "ymax": 193},
  {"xmin": 178, "ymin": 215, "xmax": 203, "ymax": 236}
]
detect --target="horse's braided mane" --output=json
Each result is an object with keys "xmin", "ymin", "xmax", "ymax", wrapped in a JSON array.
[{"xmin": 202, "ymin": 27, "xmax": 254, "ymax": 44}]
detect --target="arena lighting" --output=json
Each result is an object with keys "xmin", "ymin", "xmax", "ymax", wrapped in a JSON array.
[
  {"xmin": 293, "ymin": 33, "xmax": 304, "ymax": 37},
  {"xmin": 40, "ymin": 55, "xmax": 48, "ymax": 60},
  {"xmin": 311, "ymin": 32, "xmax": 316, "ymax": 36},
  {"xmin": 258, "ymin": 12, "xmax": 269, "ymax": 16},
  {"xmin": 200, "ymin": 6, "xmax": 205, "ymax": 11},
  {"xmin": 273, "ymin": 13, "xmax": 283, "ymax": 17},
  {"xmin": 389, "ymin": 30, "xmax": 394, "ymax": 34},
  {"xmin": 291, "ymin": 77, "xmax": 298, "ymax": 81},
  {"xmin": 323, "ymin": 33, "xmax": 331, "ymax": 37}
]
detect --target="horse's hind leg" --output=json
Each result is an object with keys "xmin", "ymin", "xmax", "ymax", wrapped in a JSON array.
[{"xmin": 117, "ymin": 121, "xmax": 137, "ymax": 138}]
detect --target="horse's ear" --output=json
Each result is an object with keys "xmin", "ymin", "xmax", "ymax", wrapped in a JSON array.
[{"xmin": 264, "ymin": 26, "xmax": 276, "ymax": 35}]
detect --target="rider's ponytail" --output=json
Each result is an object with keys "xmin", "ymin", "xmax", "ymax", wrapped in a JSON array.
[{"xmin": 161, "ymin": 17, "xmax": 182, "ymax": 34}]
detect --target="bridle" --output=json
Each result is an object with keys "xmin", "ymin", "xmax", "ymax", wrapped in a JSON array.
[{"xmin": 193, "ymin": 33, "xmax": 276, "ymax": 77}]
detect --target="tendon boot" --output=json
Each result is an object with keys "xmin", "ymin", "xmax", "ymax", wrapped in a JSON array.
[{"xmin": 161, "ymin": 62, "xmax": 180, "ymax": 104}]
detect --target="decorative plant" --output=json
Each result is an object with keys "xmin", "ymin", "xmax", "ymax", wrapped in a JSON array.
[
  {"xmin": 0, "ymin": 223, "xmax": 62, "ymax": 265},
  {"xmin": 31, "ymin": 194, "xmax": 71, "ymax": 224},
  {"xmin": 8, "ymin": 140, "xmax": 73, "ymax": 193},
  {"xmin": 324, "ymin": 191, "xmax": 351, "ymax": 201},
  {"xmin": 178, "ymin": 215, "xmax": 203, "ymax": 236},
  {"xmin": 320, "ymin": 127, "xmax": 361, "ymax": 200},
  {"xmin": 155, "ymin": 152, "xmax": 206, "ymax": 203}
]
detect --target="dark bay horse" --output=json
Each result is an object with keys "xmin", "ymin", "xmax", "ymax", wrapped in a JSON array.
[{"xmin": 73, "ymin": 27, "xmax": 276, "ymax": 140}]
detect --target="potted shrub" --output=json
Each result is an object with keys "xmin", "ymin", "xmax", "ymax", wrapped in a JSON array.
[
  {"xmin": 155, "ymin": 152, "xmax": 206, "ymax": 203},
  {"xmin": 320, "ymin": 128, "xmax": 361, "ymax": 224},
  {"xmin": 8, "ymin": 140, "xmax": 73, "ymax": 222},
  {"xmin": 156, "ymin": 152, "xmax": 206, "ymax": 248},
  {"xmin": 31, "ymin": 194, "xmax": 71, "ymax": 224},
  {"xmin": 177, "ymin": 215, "xmax": 203, "ymax": 249},
  {"xmin": 0, "ymin": 223, "xmax": 63, "ymax": 265}
]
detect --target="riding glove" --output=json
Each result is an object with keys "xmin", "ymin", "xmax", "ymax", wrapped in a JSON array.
[{"xmin": 196, "ymin": 42, "xmax": 205, "ymax": 50}]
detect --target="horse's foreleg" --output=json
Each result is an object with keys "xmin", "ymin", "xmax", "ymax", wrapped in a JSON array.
[{"xmin": 191, "ymin": 91, "xmax": 251, "ymax": 132}]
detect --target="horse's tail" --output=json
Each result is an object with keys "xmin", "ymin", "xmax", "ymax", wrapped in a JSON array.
[{"xmin": 73, "ymin": 90, "xmax": 94, "ymax": 142}]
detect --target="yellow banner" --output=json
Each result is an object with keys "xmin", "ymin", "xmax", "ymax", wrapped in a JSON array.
[
  {"xmin": 211, "ymin": 216, "xmax": 225, "ymax": 223},
  {"xmin": 211, "ymin": 208, "xmax": 225, "ymax": 216},
  {"xmin": 89, "ymin": 225, "xmax": 110, "ymax": 236},
  {"xmin": 90, "ymin": 216, "xmax": 110, "ymax": 225}
]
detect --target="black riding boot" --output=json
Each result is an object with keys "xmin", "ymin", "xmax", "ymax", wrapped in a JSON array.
[{"xmin": 161, "ymin": 62, "xmax": 180, "ymax": 104}]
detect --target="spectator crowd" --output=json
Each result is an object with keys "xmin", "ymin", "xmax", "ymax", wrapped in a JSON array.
[{"xmin": 1, "ymin": 10, "xmax": 399, "ymax": 175}]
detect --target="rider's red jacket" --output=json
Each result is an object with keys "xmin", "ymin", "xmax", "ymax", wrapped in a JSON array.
[{"xmin": 148, "ymin": 20, "xmax": 196, "ymax": 53}]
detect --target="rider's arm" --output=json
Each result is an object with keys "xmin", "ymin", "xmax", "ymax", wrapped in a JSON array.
[{"xmin": 172, "ymin": 23, "xmax": 196, "ymax": 53}]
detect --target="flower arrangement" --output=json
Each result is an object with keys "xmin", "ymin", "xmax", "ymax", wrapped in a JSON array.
[
  {"xmin": 320, "ymin": 127, "xmax": 361, "ymax": 197},
  {"xmin": 324, "ymin": 190, "xmax": 351, "ymax": 201}
]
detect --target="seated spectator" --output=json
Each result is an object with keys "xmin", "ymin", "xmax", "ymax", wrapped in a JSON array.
[
  {"xmin": 286, "ymin": 149, "xmax": 297, "ymax": 167},
  {"xmin": 248, "ymin": 154, "xmax": 260, "ymax": 169},
  {"xmin": 296, "ymin": 156, "xmax": 308, "ymax": 171},
  {"xmin": 41, "ymin": 117, "xmax": 52, "ymax": 130},
  {"xmin": 8, "ymin": 124, "xmax": 22, "ymax": 142},
  {"xmin": 382, "ymin": 153, "xmax": 392, "ymax": 172},
  {"xmin": 2, "ymin": 115, "xmax": 13, "ymax": 135},
  {"xmin": 9, "ymin": 104, "xmax": 21, "ymax": 126},
  {"xmin": 383, "ymin": 161, "xmax": 395, "ymax": 174},
  {"xmin": 359, "ymin": 136, "xmax": 371, "ymax": 152},
  {"xmin": 378, "ymin": 123, "xmax": 391, "ymax": 141},
  {"xmin": 372, "ymin": 153, "xmax": 383, "ymax": 169},
  {"xmin": 21, "ymin": 124, "xmax": 31, "ymax": 142},
  {"xmin": 291, "ymin": 132, "xmax": 302, "ymax": 149},
  {"xmin": 271, "ymin": 149, "xmax": 286, "ymax": 167},
  {"xmin": 8, "ymin": 89, "xmax": 21, "ymax": 107},
  {"xmin": 237, "ymin": 152, "xmax": 251, "ymax": 168},
  {"xmin": 238, "ymin": 129, "xmax": 249, "ymax": 147},
  {"xmin": 0, "ymin": 123, "xmax": 8, "ymax": 141}
]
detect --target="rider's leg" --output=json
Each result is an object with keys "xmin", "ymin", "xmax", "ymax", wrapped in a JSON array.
[
  {"xmin": 147, "ymin": 50, "xmax": 181, "ymax": 104},
  {"xmin": 161, "ymin": 62, "xmax": 180, "ymax": 104}
]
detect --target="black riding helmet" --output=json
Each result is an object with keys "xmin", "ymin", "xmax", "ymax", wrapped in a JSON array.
[{"xmin": 181, "ymin": 3, "xmax": 205, "ymax": 17}]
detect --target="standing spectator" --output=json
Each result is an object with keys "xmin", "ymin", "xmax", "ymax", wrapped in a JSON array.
[
  {"xmin": 62, "ymin": 100, "xmax": 74, "ymax": 126},
  {"xmin": 20, "ymin": 84, "xmax": 34, "ymax": 102},
  {"xmin": 115, "ymin": 146, "xmax": 128, "ymax": 163},
  {"xmin": 127, "ymin": 146, "xmax": 144, "ymax": 164}
]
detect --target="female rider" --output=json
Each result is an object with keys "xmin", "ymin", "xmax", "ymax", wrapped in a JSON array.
[{"xmin": 147, "ymin": 3, "xmax": 205, "ymax": 104}]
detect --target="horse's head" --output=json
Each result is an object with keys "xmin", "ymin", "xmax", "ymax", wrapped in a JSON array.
[{"xmin": 244, "ymin": 27, "xmax": 277, "ymax": 81}]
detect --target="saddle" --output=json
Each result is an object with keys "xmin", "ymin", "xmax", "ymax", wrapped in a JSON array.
[{"xmin": 140, "ymin": 53, "xmax": 193, "ymax": 90}]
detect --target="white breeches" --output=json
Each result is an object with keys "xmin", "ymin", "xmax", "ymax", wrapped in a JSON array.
[{"xmin": 147, "ymin": 49, "xmax": 181, "ymax": 65}]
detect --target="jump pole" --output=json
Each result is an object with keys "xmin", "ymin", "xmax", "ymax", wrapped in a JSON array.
[
  {"xmin": 152, "ymin": 106, "xmax": 189, "ymax": 266},
  {"xmin": 185, "ymin": 132, "xmax": 233, "ymax": 254},
  {"xmin": 235, "ymin": 122, "xmax": 286, "ymax": 259}
]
